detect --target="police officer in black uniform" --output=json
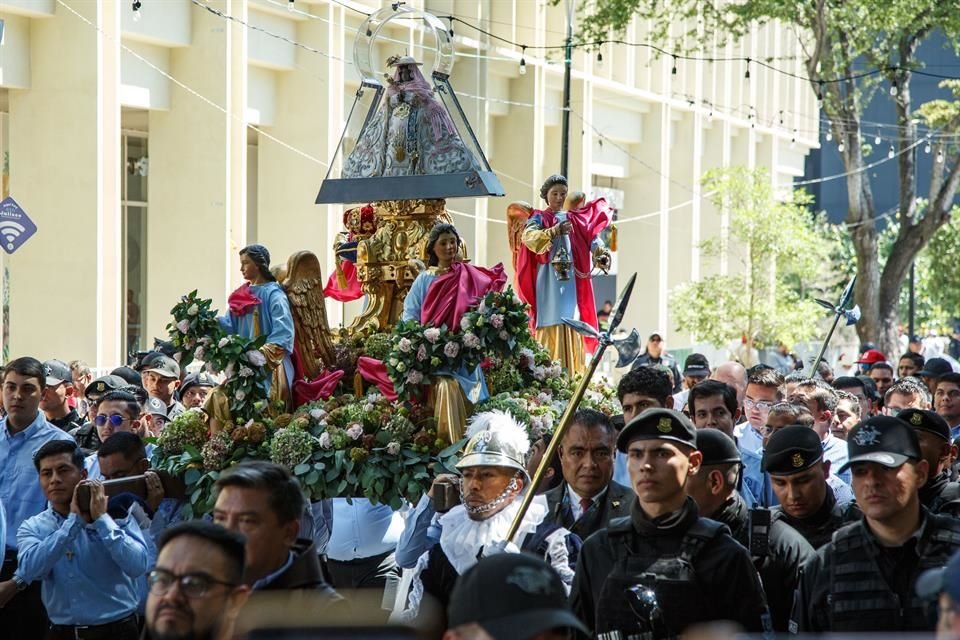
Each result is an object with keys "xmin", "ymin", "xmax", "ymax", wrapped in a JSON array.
[
  {"xmin": 791, "ymin": 415, "xmax": 960, "ymax": 632},
  {"xmin": 763, "ymin": 426, "xmax": 856, "ymax": 549},
  {"xmin": 899, "ymin": 409, "xmax": 960, "ymax": 516},
  {"xmin": 570, "ymin": 408, "xmax": 771, "ymax": 638},
  {"xmin": 686, "ymin": 429, "xmax": 813, "ymax": 631}
]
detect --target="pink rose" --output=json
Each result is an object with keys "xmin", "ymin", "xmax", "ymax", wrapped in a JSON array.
[
  {"xmin": 176, "ymin": 319, "xmax": 191, "ymax": 334},
  {"xmin": 490, "ymin": 314, "xmax": 504, "ymax": 329},
  {"xmin": 423, "ymin": 328, "xmax": 441, "ymax": 343},
  {"xmin": 417, "ymin": 344, "xmax": 429, "ymax": 362},
  {"xmin": 443, "ymin": 342, "xmax": 460, "ymax": 358},
  {"xmin": 406, "ymin": 370, "xmax": 424, "ymax": 385},
  {"xmin": 398, "ymin": 337, "xmax": 412, "ymax": 353},
  {"xmin": 347, "ymin": 424, "xmax": 363, "ymax": 440}
]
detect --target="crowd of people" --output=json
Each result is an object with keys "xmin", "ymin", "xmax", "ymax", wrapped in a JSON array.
[{"xmin": 2, "ymin": 331, "xmax": 960, "ymax": 639}]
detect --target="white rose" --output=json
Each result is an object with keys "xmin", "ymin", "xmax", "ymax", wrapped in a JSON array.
[
  {"xmin": 177, "ymin": 319, "xmax": 191, "ymax": 334},
  {"xmin": 235, "ymin": 389, "xmax": 246, "ymax": 401},
  {"xmin": 187, "ymin": 304, "xmax": 199, "ymax": 316},
  {"xmin": 318, "ymin": 432, "xmax": 332, "ymax": 449},
  {"xmin": 386, "ymin": 442, "xmax": 401, "ymax": 455},
  {"xmin": 218, "ymin": 337, "xmax": 230, "ymax": 348},
  {"xmin": 246, "ymin": 350, "xmax": 267, "ymax": 367},
  {"xmin": 309, "ymin": 408, "xmax": 324, "ymax": 420}
]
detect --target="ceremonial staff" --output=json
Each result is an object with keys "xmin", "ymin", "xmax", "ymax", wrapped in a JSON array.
[
  {"xmin": 507, "ymin": 273, "xmax": 639, "ymax": 542},
  {"xmin": 807, "ymin": 275, "xmax": 861, "ymax": 378}
]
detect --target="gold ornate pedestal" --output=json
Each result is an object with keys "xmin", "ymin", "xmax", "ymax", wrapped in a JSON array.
[{"xmin": 350, "ymin": 199, "xmax": 453, "ymax": 333}]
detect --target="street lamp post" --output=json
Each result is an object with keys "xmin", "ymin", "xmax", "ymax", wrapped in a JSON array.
[{"xmin": 560, "ymin": 0, "xmax": 574, "ymax": 177}]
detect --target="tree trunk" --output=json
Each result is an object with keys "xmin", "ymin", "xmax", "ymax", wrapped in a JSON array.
[
  {"xmin": 879, "ymin": 298, "xmax": 902, "ymax": 359},
  {"xmin": 850, "ymin": 222, "xmax": 880, "ymax": 347}
]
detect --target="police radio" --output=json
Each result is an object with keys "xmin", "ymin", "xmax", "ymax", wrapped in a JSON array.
[{"xmin": 748, "ymin": 508, "xmax": 771, "ymax": 558}]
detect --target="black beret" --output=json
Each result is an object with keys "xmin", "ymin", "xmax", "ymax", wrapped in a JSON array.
[
  {"xmin": 695, "ymin": 429, "xmax": 741, "ymax": 465},
  {"xmin": 762, "ymin": 426, "xmax": 823, "ymax": 475},
  {"xmin": 841, "ymin": 416, "xmax": 921, "ymax": 473},
  {"xmin": 898, "ymin": 408, "xmax": 951, "ymax": 442},
  {"xmin": 84, "ymin": 375, "xmax": 128, "ymax": 401},
  {"xmin": 616, "ymin": 408, "xmax": 697, "ymax": 452}
]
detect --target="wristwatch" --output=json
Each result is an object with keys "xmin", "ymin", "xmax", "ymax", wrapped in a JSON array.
[{"xmin": 11, "ymin": 575, "xmax": 27, "ymax": 592}]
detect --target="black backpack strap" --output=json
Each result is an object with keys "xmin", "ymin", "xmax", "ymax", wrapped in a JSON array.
[{"xmin": 677, "ymin": 518, "xmax": 726, "ymax": 564}]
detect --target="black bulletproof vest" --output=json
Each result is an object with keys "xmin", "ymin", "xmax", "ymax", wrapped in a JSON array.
[
  {"xmin": 825, "ymin": 519, "xmax": 960, "ymax": 631},
  {"xmin": 595, "ymin": 519, "xmax": 724, "ymax": 639}
]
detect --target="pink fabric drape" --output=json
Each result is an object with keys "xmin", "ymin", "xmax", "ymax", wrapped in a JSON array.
[{"xmin": 419, "ymin": 261, "xmax": 507, "ymax": 331}]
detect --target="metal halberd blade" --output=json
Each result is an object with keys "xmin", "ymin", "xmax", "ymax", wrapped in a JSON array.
[
  {"xmin": 612, "ymin": 329, "xmax": 642, "ymax": 368},
  {"xmin": 607, "ymin": 273, "xmax": 638, "ymax": 336},
  {"xmin": 561, "ymin": 318, "xmax": 601, "ymax": 340}
]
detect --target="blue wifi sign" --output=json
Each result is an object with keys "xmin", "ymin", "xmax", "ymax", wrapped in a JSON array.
[{"xmin": 0, "ymin": 197, "xmax": 38, "ymax": 255}]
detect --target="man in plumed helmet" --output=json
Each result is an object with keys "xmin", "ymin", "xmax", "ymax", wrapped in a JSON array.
[{"xmin": 394, "ymin": 410, "xmax": 579, "ymax": 631}]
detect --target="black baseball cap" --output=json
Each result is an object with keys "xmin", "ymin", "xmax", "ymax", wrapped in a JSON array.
[
  {"xmin": 84, "ymin": 375, "xmax": 128, "ymax": 401},
  {"xmin": 918, "ymin": 357, "xmax": 954, "ymax": 379},
  {"xmin": 683, "ymin": 353, "xmax": 710, "ymax": 378},
  {"xmin": 695, "ymin": 429, "xmax": 740, "ymax": 465},
  {"xmin": 762, "ymin": 426, "xmax": 824, "ymax": 475},
  {"xmin": 617, "ymin": 408, "xmax": 697, "ymax": 452},
  {"xmin": 42, "ymin": 359, "xmax": 72, "ymax": 386},
  {"xmin": 448, "ymin": 553, "xmax": 589, "ymax": 639},
  {"xmin": 111, "ymin": 366, "xmax": 143, "ymax": 388},
  {"xmin": 898, "ymin": 408, "xmax": 951, "ymax": 442},
  {"xmin": 143, "ymin": 355, "xmax": 181, "ymax": 379},
  {"xmin": 839, "ymin": 416, "xmax": 922, "ymax": 473},
  {"xmin": 181, "ymin": 372, "xmax": 216, "ymax": 395}
]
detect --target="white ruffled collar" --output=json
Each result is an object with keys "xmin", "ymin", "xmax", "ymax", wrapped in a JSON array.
[{"xmin": 438, "ymin": 494, "xmax": 549, "ymax": 574}]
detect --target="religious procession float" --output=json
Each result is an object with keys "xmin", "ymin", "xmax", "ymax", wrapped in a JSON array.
[{"xmin": 152, "ymin": 5, "xmax": 632, "ymax": 517}]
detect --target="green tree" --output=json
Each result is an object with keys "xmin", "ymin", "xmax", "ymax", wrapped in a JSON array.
[
  {"xmin": 575, "ymin": 0, "xmax": 960, "ymax": 356},
  {"xmin": 670, "ymin": 167, "xmax": 835, "ymax": 353}
]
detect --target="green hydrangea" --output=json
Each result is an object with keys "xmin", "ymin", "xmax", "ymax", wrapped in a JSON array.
[
  {"xmin": 269, "ymin": 428, "xmax": 315, "ymax": 468},
  {"xmin": 475, "ymin": 393, "xmax": 531, "ymax": 425},
  {"xmin": 157, "ymin": 409, "xmax": 209, "ymax": 455},
  {"xmin": 364, "ymin": 332, "xmax": 393, "ymax": 361}
]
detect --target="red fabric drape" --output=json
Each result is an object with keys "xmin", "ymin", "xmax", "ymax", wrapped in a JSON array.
[
  {"xmin": 419, "ymin": 261, "xmax": 507, "ymax": 330},
  {"xmin": 357, "ymin": 356, "xmax": 399, "ymax": 401},
  {"xmin": 228, "ymin": 283, "xmax": 261, "ymax": 316},
  {"xmin": 323, "ymin": 261, "xmax": 364, "ymax": 302},
  {"xmin": 513, "ymin": 199, "xmax": 610, "ymax": 353}
]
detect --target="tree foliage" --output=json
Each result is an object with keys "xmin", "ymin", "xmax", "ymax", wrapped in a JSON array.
[
  {"xmin": 575, "ymin": 0, "xmax": 960, "ymax": 355},
  {"xmin": 670, "ymin": 167, "xmax": 835, "ymax": 350}
]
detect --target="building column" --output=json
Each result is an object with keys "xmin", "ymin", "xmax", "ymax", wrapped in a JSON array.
[
  {"xmin": 146, "ymin": 0, "xmax": 244, "ymax": 342},
  {"xmin": 7, "ymin": 1, "xmax": 122, "ymax": 368}
]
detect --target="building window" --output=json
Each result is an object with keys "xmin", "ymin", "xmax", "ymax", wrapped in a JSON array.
[{"xmin": 122, "ymin": 133, "xmax": 148, "ymax": 359}]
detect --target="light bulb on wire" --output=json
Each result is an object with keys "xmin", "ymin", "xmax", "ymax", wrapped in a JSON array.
[
  {"xmin": 874, "ymin": 134, "xmax": 881, "ymax": 145},
  {"xmin": 925, "ymin": 140, "xmax": 932, "ymax": 154},
  {"xmin": 287, "ymin": 0, "xmax": 295, "ymax": 12},
  {"xmin": 937, "ymin": 149, "xmax": 944, "ymax": 163},
  {"xmin": 887, "ymin": 146, "xmax": 895, "ymax": 159},
  {"xmin": 519, "ymin": 47, "xmax": 527, "ymax": 75},
  {"xmin": 132, "ymin": 0, "xmax": 142, "ymax": 21},
  {"xmin": 837, "ymin": 139, "xmax": 845, "ymax": 153},
  {"xmin": 597, "ymin": 51, "xmax": 603, "ymax": 67}
]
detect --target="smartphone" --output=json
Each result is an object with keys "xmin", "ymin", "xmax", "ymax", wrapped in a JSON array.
[{"xmin": 749, "ymin": 508, "xmax": 771, "ymax": 557}]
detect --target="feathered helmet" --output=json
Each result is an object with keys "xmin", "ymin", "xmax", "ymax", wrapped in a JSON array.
[
  {"xmin": 456, "ymin": 410, "xmax": 531, "ymax": 481},
  {"xmin": 343, "ymin": 204, "xmax": 377, "ymax": 237}
]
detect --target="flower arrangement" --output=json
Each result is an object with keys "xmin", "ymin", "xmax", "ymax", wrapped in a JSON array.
[
  {"xmin": 167, "ymin": 292, "xmax": 269, "ymax": 424},
  {"xmin": 458, "ymin": 288, "xmax": 530, "ymax": 358},
  {"xmin": 385, "ymin": 321, "xmax": 481, "ymax": 398},
  {"xmin": 152, "ymin": 393, "xmax": 463, "ymax": 513}
]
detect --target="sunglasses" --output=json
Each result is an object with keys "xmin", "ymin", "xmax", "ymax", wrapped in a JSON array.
[{"xmin": 95, "ymin": 413, "xmax": 130, "ymax": 428}]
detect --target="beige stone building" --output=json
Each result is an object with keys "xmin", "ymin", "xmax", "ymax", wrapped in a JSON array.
[{"xmin": 0, "ymin": 0, "xmax": 818, "ymax": 372}]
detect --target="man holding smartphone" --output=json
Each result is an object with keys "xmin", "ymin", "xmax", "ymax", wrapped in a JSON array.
[{"xmin": 10, "ymin": 440, "xmax": 148, "ymax": 639}]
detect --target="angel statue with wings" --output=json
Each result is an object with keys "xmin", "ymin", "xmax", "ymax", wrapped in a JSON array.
[
  {"xmin": 206, "ymin": 245, "xmax": 340, "ymax": 431},
  {"xmin": 508, "ymin": 174, "xmax": 611, "ymax": 374}
]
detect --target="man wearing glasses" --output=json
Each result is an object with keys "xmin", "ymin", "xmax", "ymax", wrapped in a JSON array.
[
  {"xmin": 85, "ymin": 390, "xmax": 147, "ymax": 481},
  {"xmin": 734, "ymin": 367, "xmax": 784, "ymax": 455},
  {"xmin": 789, "ymin": 378, "xmax": 850, "ymax": 484},
  {"xmin": 145, "ymin": 521, "xmax": 250, "ymax": 640}
]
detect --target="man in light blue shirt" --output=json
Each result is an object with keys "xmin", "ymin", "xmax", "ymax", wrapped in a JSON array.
[
  {"xmin": 15, "ymin": 439, "xmax": 147, "ymax": 639},
  {"xmin": 790, "ymin": 378, "xmax": 850, "ymax": 484},
  {"xmin": 0, "ymin": 356, "xmax": 74, "ymax": 639},
  {"xmin": 327, "ymin": 498, "xmax": 406, "ymax": 616}
]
